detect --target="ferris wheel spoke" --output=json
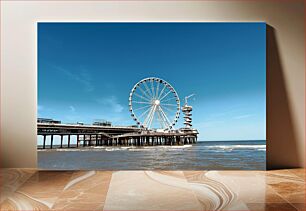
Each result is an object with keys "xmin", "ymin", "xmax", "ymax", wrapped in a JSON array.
[
  {"xmin": 160, "ymin": 103, "xmax": 177, "ymax": 107},
  {"xmin": 157, "ymin": 84, "xmax": 167, "ymax": 99},
  {"xmin": 159, "ymin": 111, "xmax": 170, "ymax": 129},
  {"xmin": 144, "ymin": 108, "xmax": 152, "ymax": 127},
  {"xmin": 159, "ymin": 107, "xmax": 172, "ymax": 127},
  {"xmin": 157, "ymin": 108, "xmax": 169, "ymax": 128},
  {"xmin": 160, "ymin": 96, "xmax": 178, "ymax": 103},
  {"xmin": 142, "ymin": 82, "xmax": 154, "ymax": 98},
  {"xmin": 147, "ymin": 105, "xmax": 157, "ymax": 129},
  {"xmin": 133, "ymin": 101, "xmax": 152, "ymax": 104},
  {"xmin": 138, "ymin": 106, "xmax": 153, "ymax": 120},
  {"xmin": 150, "ymin": 80, "xmax": 155, "ymax": 99},
  {"xmin": 143, "ymin": 105, "xmax": 155, "ymax": 127},
  {"xmin": 137, "ymin": 85, "xmax": 153, "ymax": 100},
  {"xmin": 133, "ymin": 104, "xmax": 152, "ymax": 111},
  {"xmin": 156, "ymin": 109, "xmax": 165, "ymax": 128},
  {"xmin": 159, "ymin": 90, "xmax": 172, "ymax": 101},
  {"xmin": 155, "ymin": 81, "xmax": 160, "ymax": 99},
  {"xmin": 161, "ymin": 105, "xmax": 176, "ymax": 113},
  {"xmin": 133, "ymin": 92, "xmax": 151, "ymax": 102}
]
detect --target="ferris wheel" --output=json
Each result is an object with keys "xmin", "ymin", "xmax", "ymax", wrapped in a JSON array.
[{"xmin": 129, "ymin": 77, "xmax": 180, "ymax": 130}]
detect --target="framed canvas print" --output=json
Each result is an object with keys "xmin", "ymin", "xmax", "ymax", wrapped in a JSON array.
[{"xmin": 37, "ymin": 22, "xmax": 266, "ymax": 170}]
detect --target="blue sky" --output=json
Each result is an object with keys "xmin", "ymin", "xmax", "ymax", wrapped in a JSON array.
[{"xmin": 38, "ymin": 22, "xmax": 266, "ymax": 141}]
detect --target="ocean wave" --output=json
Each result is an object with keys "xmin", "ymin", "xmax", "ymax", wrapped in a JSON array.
[
  {"xmin": 38, "ymin": 145, "xmax": 194, "ymax": 152},
  {"xmin": 128, "ymin": 145, "xmax": 192, "ymax": 152},
  {"xmin": 38, "ymin": 148, "xmax": 88, "ymax": 152},
  {"xmin": 38, "ymin": 147, "xmax": 129, "ymax": 152},
  {"xmin": 144, "ymin": 145, "xmax": 193, "ymax": 149},
  {"xmin": 105, "ymin": 147, "xmax": 133, "ymax": 151},
  {"xmin": 205, "ymin": 144, "xmax": 266, "ymax": 151},
  {"xmin": 93, "ymin": 146, "xmax": 106, "ymax": 149}
]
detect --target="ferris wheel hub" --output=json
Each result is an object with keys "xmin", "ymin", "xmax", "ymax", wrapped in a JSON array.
[{"xmin": 154, "ymin": 100, "xmax": 160, "ymax": 105}]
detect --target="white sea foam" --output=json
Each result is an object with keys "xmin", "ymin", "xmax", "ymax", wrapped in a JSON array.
[
  {"xmin": 93, "ymin": 146, "xmax": 106, "ymax": 149},
  {"xmin": 105, "ymin": 147, "xmax": 133, "ymax": 151},
  {"xmin": 49, "ymin": 148, "xmax": 82, "ymax": 152},
  {"xmin": 38, "ymin": 146, "xmax": 137, "ymax": 152},
  {"xmin": 101, "ymin": 145, "xmax": 193, "ymax": 152},
  {"xmin": 38, "ymin": 144, "xmax": 265, "ymax": 153},
  {"xmin": 205, "ymin": 144, "xmax": 266, "ymax": 151},
  {"xmin": 143, "ymin": 145, "xmax": 193, "ymax": 149},
  {"xmin": 131, "ymin": 146, "xmax": 191, "ymax": 152}
]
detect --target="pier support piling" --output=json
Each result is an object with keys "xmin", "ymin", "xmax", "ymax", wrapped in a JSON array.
[
  {"xmin": 68, "ymin": 135, "xmax": 71, "ymax": 148},
  {"xmin": 43, "ymin": 135, "xmax": 46, "ymax": 149},
  {"xmin": 60, "ymin": 135, "xmax": 63, "ymax": 148},
  {"xmin": 77, "ymin": 135, "xmax": 79, "ymax": 148},
  {"xmin": 50, "ymin": 135, "xmax": 54, "ymax": 149}
]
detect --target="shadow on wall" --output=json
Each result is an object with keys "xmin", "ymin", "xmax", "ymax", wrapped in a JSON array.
[{"xmin": 266, "ymin": 25, "xmax": 299, "ymax": 170}]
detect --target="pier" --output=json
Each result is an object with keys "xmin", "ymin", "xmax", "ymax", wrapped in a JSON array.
[{"xmin": 37, "ymin": 123, "xmax": 198, "ymax": 149}]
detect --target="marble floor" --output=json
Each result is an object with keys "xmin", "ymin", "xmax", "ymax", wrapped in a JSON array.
[{"xmin": 0, "ymin": 169, "xmax": 304, "ymax": 210}]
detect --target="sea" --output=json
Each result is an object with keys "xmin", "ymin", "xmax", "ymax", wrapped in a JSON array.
[{"xmin": 38, "ymin": 140, "xmax": 266, "ymax": 170}]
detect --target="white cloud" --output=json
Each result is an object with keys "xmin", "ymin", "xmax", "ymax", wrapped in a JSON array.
[
  {"xmin": 97, "ymin": 96, "xmax": 124, "ymax": 113},
  {"xmin": 233, "ymin": 114, "xmax": 254, "ymax": 119},
  {"xmin": 55, "ymin": 66, "xmax": 94, "ymax": 92},
  {"xmin": 69, "ymin": 106, "xmax": 76, "ymax": 112}
]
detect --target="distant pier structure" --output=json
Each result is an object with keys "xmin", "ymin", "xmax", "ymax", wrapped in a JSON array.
[{"xmin": 37, "ymin": 77, "xmax": 198, "ymax": 149}]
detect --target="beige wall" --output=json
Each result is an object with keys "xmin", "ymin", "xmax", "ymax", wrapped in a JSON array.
[{"xmin": 1, "ymin": 1, "xmax": 304, "ymax": 169}]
